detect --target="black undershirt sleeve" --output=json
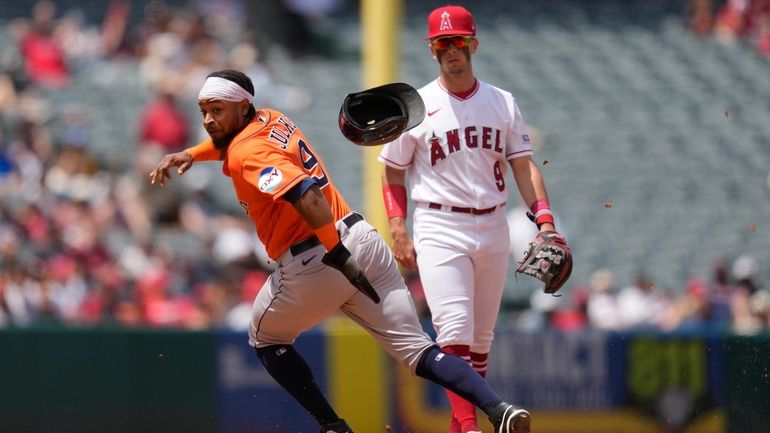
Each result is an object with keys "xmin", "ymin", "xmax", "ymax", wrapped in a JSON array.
[{"xmin": 282, "ymin": 177, "xmax": 319, "ymax": 204}]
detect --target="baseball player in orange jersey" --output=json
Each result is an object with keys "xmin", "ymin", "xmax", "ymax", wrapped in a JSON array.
[
  {"xmin": 149, "ymin": 69, "xmax": 530, "ymax": 433},
  {"xmin": 380, "ymin": 5, "xmax": 561, "ymax": 433}
]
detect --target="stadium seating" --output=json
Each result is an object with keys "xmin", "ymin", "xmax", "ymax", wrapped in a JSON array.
[
  {"xmin": 3, "ymin": 0, "xmax": 767, "ymax": 302},
  {"xmin": 268, "ymin": 0, "xmax": 770, "ymax": 297}
]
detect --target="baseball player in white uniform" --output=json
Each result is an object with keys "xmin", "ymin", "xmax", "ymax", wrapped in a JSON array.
[{"xmin": 379, "ymin": 5, "xmax": 559, "ymax": 433}]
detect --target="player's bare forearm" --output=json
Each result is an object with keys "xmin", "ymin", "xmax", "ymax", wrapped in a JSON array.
[
  {"xmin": 510, "ymin": 156, "xmax": 548, "ymax": 204},
  {"xmin": 511, "ymin": 156, "xmax": 555, "ymax": 231},
  {"xmin": 149, "ymin": 151, "xmax": 194, "ymax": 187},
  {"xmin": 292, "ymin": 184, "xmax": 334, "ymax": 229},
  {"xmin": 382, "ymin": 165, "xmax": 407, "ymax": 187}
]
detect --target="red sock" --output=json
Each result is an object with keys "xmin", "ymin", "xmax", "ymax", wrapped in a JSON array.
[
  {"xmin": 470, "ymin": 351, "xmax": 488, "ymax": 378},
  {"xmin": 442, "ymin": 345, "xmax": 478, "ymax": 432},
  {"xmin": 448, "ymin": 415, "xmax": 461, "ymax": 433}
]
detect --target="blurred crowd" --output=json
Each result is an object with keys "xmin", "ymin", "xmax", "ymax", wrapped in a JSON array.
[
  {"xmin": 514, "ymin": 254, "xmax": 770, "ymax": 335},
  {"xmin": 691, "ymin": 0, "xmax": 770, "ymax": 56},
  {"xmin": 0, "ymin": 0, "xmax": 768, "ymax": 336},
  {"xmin": 0, "ymin": 0, "xmax": 313, "ymax": 330}
]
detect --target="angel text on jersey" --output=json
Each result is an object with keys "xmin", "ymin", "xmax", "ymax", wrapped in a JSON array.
[{"xmin": 429, "ymin": 126, "xmax": 504, "ymax": 166}]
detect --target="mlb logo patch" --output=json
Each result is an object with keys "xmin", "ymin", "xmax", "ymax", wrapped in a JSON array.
[{"xmin": 259, "ymin": 167, "xmax": 283, "ymax": 192}]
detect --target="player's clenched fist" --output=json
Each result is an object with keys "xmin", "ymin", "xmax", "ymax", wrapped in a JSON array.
[
  {"xmin": 388, "ymin": 218, "xmax": 418, "ymax": 270},
  {"xmin": 149, "ymin": 150, "xmax": 194, "ymax": 187}
]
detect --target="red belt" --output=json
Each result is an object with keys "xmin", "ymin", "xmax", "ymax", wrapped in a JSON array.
[{"xmin": 428, "ymin": 202, "xmax": 503, "ymax": 215}]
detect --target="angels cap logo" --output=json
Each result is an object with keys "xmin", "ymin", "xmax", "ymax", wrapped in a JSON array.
[
  {"xmin": 258, "ymin": 167, "xmax": 283, "ymax": 192},
  {"xmin": 439, "ymin": 11, "xmax": 452, "ymax": 31},
  {"xmin": 427, "ymin": 6, "xmax": 475, "ymax": 39}
]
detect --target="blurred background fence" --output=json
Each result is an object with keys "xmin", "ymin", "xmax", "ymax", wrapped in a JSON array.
[{"xmin": 1, "ymin": 325, "xmax": 769, "ymax": 433}]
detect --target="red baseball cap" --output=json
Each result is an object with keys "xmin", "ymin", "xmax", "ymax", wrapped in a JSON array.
[{"xmin": 426, "ymin": 5, "xmax": 476, "ymax": 40}]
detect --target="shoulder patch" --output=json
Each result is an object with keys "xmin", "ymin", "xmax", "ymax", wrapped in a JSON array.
[{"xmin": 258, "ymin": 167, "xmax": 283, "ymax": 192}]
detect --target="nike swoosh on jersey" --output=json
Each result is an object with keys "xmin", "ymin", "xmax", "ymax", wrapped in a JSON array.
[
  {"xmin": 427, "ymin": 108, "xmax": 442, "ymax": 116},
  {"xmin": 302, "ymin": 255, "xmax": 317, "ymax": 266}
]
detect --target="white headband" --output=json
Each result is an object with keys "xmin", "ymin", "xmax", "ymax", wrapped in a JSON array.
[{"xmin": 198, "ymin": 76, "xmax": 254, "ymax": 103}]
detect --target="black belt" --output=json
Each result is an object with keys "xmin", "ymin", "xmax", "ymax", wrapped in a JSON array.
[
  {"xmin": 289, "ymin": 213, "xmax": 364, "ymax": 256},
  {"xmin": 428, "ymin": 202, "xmax": 503, "ymax": 215}
]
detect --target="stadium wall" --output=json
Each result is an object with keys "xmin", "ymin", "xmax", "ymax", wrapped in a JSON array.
[{"xmin": 1, "ymin": 325, "xmax": 768, "ymax": 433}]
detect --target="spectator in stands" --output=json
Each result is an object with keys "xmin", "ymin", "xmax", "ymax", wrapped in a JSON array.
[
  {"xmin": 98, "ymin": 0, "xmax": 132, "ymax": 58},
  {"xmin": 616, "ymin": 273, "xmax": 652, "ymax": 329},
  {"xmin": 137, "ymin": 76, "xmax": 190, "ymax": 152},
  {"xmin": 77, "ymin": 262, "xmax": 128, "ymax": 325},
  {"xmin": 134, "ymin": 259, "xmax": 208, "ymax": 329},
  {"xmin": 41, "ymin": 254, "xmax": 88, "ymax": 323},
  {"xmin": 518, "ymin": 289, "xmax": 562, "ymax": 332},
  {"xmin": 1, "ymin": 258, "xmax": 42, "ymax": 326},
  {"xmin": 661, "ymin": 278, "xmax": 710, "ymax": 331},
  {"xmin": 586, "ymin": 269, "xmax": 624, "ymax": 331},
  {"xmin": 555, "ymin": 285, "xmax": 591, "ymax": 332},
  {"xmin": 730, "ymin": 253, "xmax": 764, "ymax": 333},
  {"xmin": 733, "ymin": 253, "xmax": 761, "ymax": 294},
  {"xmin": 43, "ymin": 142, "xmax": 110, "ymax": 205},
  {"xmin": 714, "ymin": 0, "xmax": 751, "ymax": 43},
  {"xmin": 712, "ymin": 0, "xmax": 770, "ymax": 55},
  {"xmin": 731, "ymin": 286, "xmax": 762, "ymax": 334},
  {"xmin": 18, "ymin": 0, "xmax": 70, "ymax": 88},
  {"xmin": 225, "ymin": 268, "xmax": 269, "ymax": 330},
  {"xmin": 0, "ymin": 285, "xmax": 7, "ymax": 326},
  {"xmin": 0, "ymin": 73, "xmax": 18, "ymax": 115},
  {"xmin": 0, "ymin": 226, "xmax": 22, "ymax": 326},
  {"xmin": 690, "ymin": 0, "xmax": 715, "ymax": 36},
  {"xmin": 0, "ymin": 130, "xmax": 14, "ymax": 181},
  {"xmin": 705, "ymin": 257, "xmax": 736, "ymax": 329},
  {"xmin": 749, "ymin": 289, "xmax": 770, "ymax": 330}
]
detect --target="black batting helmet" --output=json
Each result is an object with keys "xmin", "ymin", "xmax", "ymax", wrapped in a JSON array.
[{"xmin": 338, "ymin": 82, "xmax": 425, "ymax": 146}]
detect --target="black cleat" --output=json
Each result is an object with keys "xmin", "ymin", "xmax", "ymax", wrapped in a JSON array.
[
  {"xmin": 488, "ymin": 402, "xmax": 531, "ymax": 433},
  {"xmin": 320, "ymin": 419, "xmax": 354, "ymax": 433}
]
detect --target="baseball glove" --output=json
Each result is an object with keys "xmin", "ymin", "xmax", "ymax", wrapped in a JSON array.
[{"xmin": 516, "ymin": 231, "xmax": 573, "ymax": 294}]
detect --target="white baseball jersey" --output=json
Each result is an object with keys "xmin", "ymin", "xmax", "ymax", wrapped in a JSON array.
[{"xmin": 378, "ymin": 78, "xmax": 533, "ymax": 209}]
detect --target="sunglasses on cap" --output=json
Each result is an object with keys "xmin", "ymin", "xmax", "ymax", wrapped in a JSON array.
[{"xmin": 429, "ymin": 36, "xmax": 474, "ymax": 51}]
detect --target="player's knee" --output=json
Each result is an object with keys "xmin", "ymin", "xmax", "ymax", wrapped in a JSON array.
[
  {"xmin": 255, "ymin": 344, "xmax": 293, "ymax": 365},
  {"xmin": 415, "ymin": 345, "xmax": 443, "ymax": 379}
]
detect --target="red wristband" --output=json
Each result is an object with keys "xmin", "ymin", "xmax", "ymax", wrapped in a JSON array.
[
  {"xmin": 529, "ymin": 198, "xmax": 555, "ymax": 227},
  {"xmin": 382, "ymin": 184, "xmax": 407, "ymax": 219}
]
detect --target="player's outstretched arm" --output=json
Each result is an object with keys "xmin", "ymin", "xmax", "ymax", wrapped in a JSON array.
[
  {"xmin": 149, "ymin": 150, "xmax": 194, "ymax": 187},
  {"xmin": 382, "ymin": 166, "xmax": 418, "ymax": 270},
  {"xmin": 149, "ymin": 139, "xmax": 224, "ymax": 187}
]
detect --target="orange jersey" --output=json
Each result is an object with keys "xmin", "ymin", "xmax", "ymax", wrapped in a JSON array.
[{"xmin": 192, "ymin": 109, "xmax": 351, "ymax": 259}]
